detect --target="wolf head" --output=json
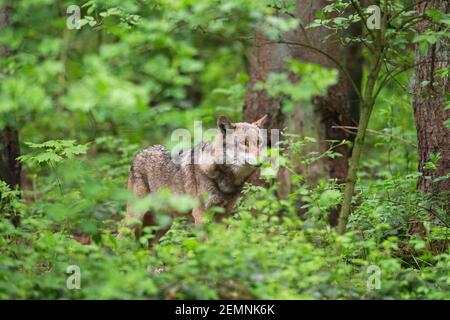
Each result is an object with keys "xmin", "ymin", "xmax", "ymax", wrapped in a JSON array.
[{"xmin": 212, "ymin": 114, "xmax": 268, "ymax": 177}]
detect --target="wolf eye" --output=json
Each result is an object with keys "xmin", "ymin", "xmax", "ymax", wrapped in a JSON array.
[{"xmin": 244, "ymin": 138, "xmax": 250, "ymax": 148}]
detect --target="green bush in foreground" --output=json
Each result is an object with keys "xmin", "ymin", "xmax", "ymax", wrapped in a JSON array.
[{"xmin": 1, "ymin": 163, "xmax": 448, "ymax": 299}]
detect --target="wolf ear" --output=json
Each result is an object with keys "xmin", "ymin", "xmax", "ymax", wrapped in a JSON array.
[
  {"xmin": 217, "ymin": 115, "xmax": 234, "ymax": 134},
  {"xmin": 253, "ymin": 114, "xmax": 268, "ymax": 128}
]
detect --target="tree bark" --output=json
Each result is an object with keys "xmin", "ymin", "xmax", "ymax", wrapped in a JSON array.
[
  {"xmin": 244, "ymin": 29, "xmax": 287, "ymax": 136},
  {"xmin": 0, "ymin": 127, "xmax": 21, "ymax": 188},
  {"xmin": 243, "ymin": 22, "xmax": 292, "ymax": 192},
  {"xmin": 291, "ymin": 0, "xmax": 360, "ymax": 184},
  {"xmin": 243, "ymin": 2, "xmax": 362, "ymax": 212},
  {"xmin": 292, "ymin": 0, "xmax": 361, "ymax": 225},
  {"xmin": 0, "ymin": 3, "xmax": 21, "ymax": 189},
  {"xmin": 413, "ymin": 0, "xmax": 450, "ymax": 195}
]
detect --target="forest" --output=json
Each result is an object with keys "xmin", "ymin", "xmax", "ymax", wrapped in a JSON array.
[{"xmin": 0, "ymin": 0, "xmax": 449, "ymax": 300}]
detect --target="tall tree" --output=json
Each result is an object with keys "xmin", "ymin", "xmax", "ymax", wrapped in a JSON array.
[
  {"xmin": 244, "ymin": 29, "xmax": 287, "ymax": 136},
  {"xmin": 0, "ymin": 2, "xmax": 21, "ymax": 189},
  {"xmin": 243, "ymin": 19, "xmax": 292, "ymax": 194},
  {"xmin": 289, "ymin": 0, "xmax": 361, "ymax": 185},
  {"xmin": 244, "ymin": 1, "xmax": 361, "ymax": 181},
  {"xmin": 413, "ymin": 0, "xmax": 450, "ymax": 195},
  {"xmin": 290, "ymin": 0, "xmax": 362, "ymax": 225},
  {"xmin": 243, "ymin": 1, "xmax": 362, "ymax": 219}
]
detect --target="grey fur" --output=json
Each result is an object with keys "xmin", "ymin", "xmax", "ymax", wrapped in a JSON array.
[{"xmin": 118, "ymin": 115, "xmax": 268, "ymax": 245}]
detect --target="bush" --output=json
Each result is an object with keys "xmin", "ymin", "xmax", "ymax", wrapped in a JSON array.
[{"xmin": 1, "ymin": 144, "xmax": 448, "ymax": 299}]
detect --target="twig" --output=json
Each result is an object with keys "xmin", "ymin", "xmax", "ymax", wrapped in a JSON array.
[
  {"xmin": 271, "ymin": 40, "xmax": 362, "ymax": 101},
  {"xmin": 387, "ymin": 0, "xmax": 430, "ymax": 24},
  {"xmin": 349, "ymin": 0, "xmax": 376, "ymax": 51},
  {"xmin": 383, "ymin": 198, "xmax": 449, "ymax": 228},
  {"xmin": 332, "ymin": 125, "xmax": 417, "ymax": 148}
]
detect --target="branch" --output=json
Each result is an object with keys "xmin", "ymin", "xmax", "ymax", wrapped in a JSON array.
[
  {"xmin": 272, "ymin": 39, "xmax": 362, "ymax": 101},
  {"xmin": 373, "ymin": 58, "xmax": 450, "ymax": 100},
  {"xmin": 383, "ymin": 198, "xmax": 449, "ymax": 228},
  {"xmin": 393, "ymin": 14, "xmax": 426, "ymax": 33},
  {"xmin": 332, "ymin": 125, "xmax": 417, "ymax": 148},
  {"xmin": 382, "ymin": 59, "xmax": 411, "ymax": 94},
  {"xmin": 387, "ymin": 0, "xmax": 430, "ymax": 24},
  {"xmin": 349, "ymin": 0, "xmax": 376, "ymax": 50}
]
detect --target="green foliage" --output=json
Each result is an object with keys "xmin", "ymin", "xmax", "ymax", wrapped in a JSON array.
[
  {"xmin": 0, "ymin": 181, "xmax": 24, "ymax": 224},
  {"xmin": 414, "ymin": 9, "xmax": 450, "ymax": 54},
  {"xmin": 1, "ymin": 159, "xmax": 449, "ymax": 299},
  {"xmin": 18, "ymin": 140, "xmax": 88, "ymax": 167},
  {"xmin": 2, "ymin": 132, "xmax": 448, "ymax": 299},
  {"xmin": 255, "ymin": 61, "xmax": 338, "ymax": 112}
]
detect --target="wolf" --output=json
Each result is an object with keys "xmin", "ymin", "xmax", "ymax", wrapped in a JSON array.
[{"xmin": 117, "ymin": 114, "xmax": 268, "ymax": 245}]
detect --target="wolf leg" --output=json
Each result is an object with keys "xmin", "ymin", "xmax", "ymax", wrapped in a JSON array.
[
  {"xmin": 117, "ymin": 173, "xmax": 150, "ymax": 239},
  {"xmin": 192, "ymin": 207, "xmax": 204, "ymax": 226},
  {"xmin": 142, "ymin": 211, "xmax": 173, "ymax": 248},
  {"xmin": 212, "ymin": 200, "xmax": 236, "ymax": 223}
]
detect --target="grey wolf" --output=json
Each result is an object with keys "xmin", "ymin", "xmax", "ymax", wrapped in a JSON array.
[{"xmin": 117, "ymin": 115, "xmax": 268, "ymax": 245}]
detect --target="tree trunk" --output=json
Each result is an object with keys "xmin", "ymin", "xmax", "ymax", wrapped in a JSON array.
[
  {"xmin": 292, "ymin": 0, "xmax": 361, "ymax": 225},
  {"xmin": 243, "ymin": 23, "xmax": 292, "ymax": 192},
  {"xmin": 291, "ymin": 0, "xmax": 360, "ymax": 184},
  {"xmin": 243, "ymin": 3, "xmax": 362, "ymax": 212},
  {"xmin": 0, "ymin": 3, "xmax": 21, "ymax": 189},
  {"xmin": 244, "ymin": 29, "xmax": 287, "ymax": 135},
  {"xmin": 413, "ymin": 0, "xmax": 450, "ymax": 195},
  {"xmin": 0, "ymin": 127, "xmax": 21, "ymax": 188}
]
